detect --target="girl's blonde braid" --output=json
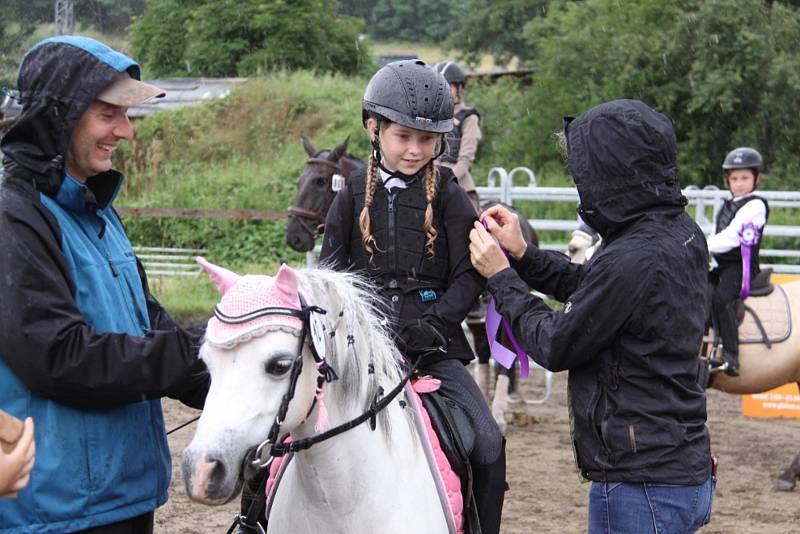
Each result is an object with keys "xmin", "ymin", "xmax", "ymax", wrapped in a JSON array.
[
  {"xmin": 359, "ymin": 153, "xmax": 381, "ymax": 260},
  {"xmin": 422, "ymin": 162, "xmax": 439, "ymax": 257}
]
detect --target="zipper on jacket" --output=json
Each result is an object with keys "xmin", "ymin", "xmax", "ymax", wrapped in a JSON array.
[
  {"xmin": 107, "ymin": 255, "xmax": 120, "ymax": 277},
  {"xmin": 387, "ymin": 191, "xmax": 397, "ymax": 269}
]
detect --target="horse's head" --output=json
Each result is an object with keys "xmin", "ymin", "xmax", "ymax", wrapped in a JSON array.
[
  {"xmin": 182, "ymin": 259, "xmax": 324, "ymax": 504},
  {"xmin": 286, "ymin": 136, "xmax": 364, "ymax": 252},
  {"xmin": 567, "ymin": 229, "xmax": 598, "ymax": 264},
  {"xmin": 182, "ymin": 259, "xmax": 403, "ymax": 506}
]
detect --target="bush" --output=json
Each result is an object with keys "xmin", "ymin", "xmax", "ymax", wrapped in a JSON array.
[
  {"xmin": 519, "ymin": 0, "xmax": 800, "ymax": 189},
  {"xmin": 131, "ymin": 0, "xmax": 373, "ymax": 78},
  {"xmin": 115, "ymin": 72, "xmax": 369, "ymax": 269}
]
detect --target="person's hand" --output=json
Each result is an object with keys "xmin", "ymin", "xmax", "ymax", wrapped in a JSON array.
[
  {"xmin": 469, "ymin": 221, "xmax": 511, "ymax": 278},
  {"xmin": 0, "ymin": 417, "xmax": 35, "ymax": 499},
  {"xmin": 480, "ymin": 204, "xmax": 527, "ymax": 259},
  {"xmin": 397, "ymin": 319, "xmax": 447, "ymax": 357}
]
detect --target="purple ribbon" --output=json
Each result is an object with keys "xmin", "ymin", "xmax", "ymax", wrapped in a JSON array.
[
  {"xmin": 485, "ymin": 300, "xmax": 530, "ymax": 378},
  {"xmin": 481, "ymin": 219, "xmax": 530, "ymax": 378},
  {"xmin": 738, "ymin": 222, "xmax": 761, "ymax": 300}
]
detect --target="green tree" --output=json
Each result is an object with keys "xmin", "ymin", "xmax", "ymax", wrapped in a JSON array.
[
  {"xmin": 131, "ymin": 0, "xmax": 371, "ymax": 77},
  {"xmin": 76, "ymin": 0, "xmax": 146, "ymax": 34},
  {"xmin": 129, "ymin": 0, "xmax": 193, "ymax": 77},
  {"xmin": 518, "ymin": 0, "xmax": 800, "ymax": 188},
  {"xmin": 338, "ymin": 0, "xmax": 377, "ymax": 21},
  {"xmin": 444, "ymin": 0, "xmax": 550, "ymax": 67},
  {"xmin": 370, "ymin": 0, "xmax": 465, "ymax": 43},
  {"xmin": 1, "ymin": 0, "xmax": 145, "ymax": 33}
]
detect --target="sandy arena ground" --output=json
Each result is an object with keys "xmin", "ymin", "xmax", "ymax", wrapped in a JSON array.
[{"xmin": 157, "ymin": 368, "xmax": 800, "ymax": 533}]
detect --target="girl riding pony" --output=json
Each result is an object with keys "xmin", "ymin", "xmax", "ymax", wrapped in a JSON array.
[{"xmin": 320, "ymin": 60, "xmax": 505, "ymax": 534}]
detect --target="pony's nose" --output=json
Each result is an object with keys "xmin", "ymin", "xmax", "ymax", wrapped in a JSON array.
[
  {"xmin": 286, "ymin": 229, "xmax": 314, "ymax": 252},
  {"xmin": 182, "ymin": 449, "xmax": 231, "ymax": 504},
  {"xmin": 287, "ymin": 232, "xmax": 304, "ymax": 250}
]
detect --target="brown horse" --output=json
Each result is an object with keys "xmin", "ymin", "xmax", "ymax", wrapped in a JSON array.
[{"xmin": 286, "ymin": 136, "xmax": 366, "ymax": 252}]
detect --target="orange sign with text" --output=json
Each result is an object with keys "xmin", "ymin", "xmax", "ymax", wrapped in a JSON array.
[{"xmin": 742, "ymin": 382, "xmax": 800, "ymax": 419}]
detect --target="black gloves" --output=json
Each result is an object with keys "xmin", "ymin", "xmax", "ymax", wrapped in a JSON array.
[{"xmin": 397, "ymin": 318, "xmax": 448, "ymax": 357}]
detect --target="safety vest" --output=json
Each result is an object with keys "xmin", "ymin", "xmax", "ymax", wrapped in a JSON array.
[
  {"xmin": 714, "ymin": 195, "xmax": 769, "ymax": 276},
  {"xmin": 439, "ymin": 107, "xmax": 479, "ymax": 164}
]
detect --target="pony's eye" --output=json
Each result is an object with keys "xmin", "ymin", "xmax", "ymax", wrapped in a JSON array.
[
  {"xmin": 314, "ymin": 177, "xmax": 326, "ymax": 188},
  {"xmin": 265, "ymin": 357, "xmax": 293, "ymax": 376}
]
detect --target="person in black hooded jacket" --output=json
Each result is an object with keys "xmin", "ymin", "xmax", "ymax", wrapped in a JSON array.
[{"xmin": 469, "ymin": 99, "xmax": 714, "ymax": 533}]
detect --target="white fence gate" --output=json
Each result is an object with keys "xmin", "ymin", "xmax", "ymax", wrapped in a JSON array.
[
  {"xmin": 477, "ymin": 167, "xmax": 800, "ymax": 274},
  {"xmin": 134, "ymin": 246, "xmax": 207, "ymax": 277}
]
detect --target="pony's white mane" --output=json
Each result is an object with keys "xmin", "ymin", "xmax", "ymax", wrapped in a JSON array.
[{"xmin": 296, "ymin": 267, "xmax": 411, "ymax": 435}]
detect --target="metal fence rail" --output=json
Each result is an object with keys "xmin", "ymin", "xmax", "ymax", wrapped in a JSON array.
[
  {"xmin": 134, "ymin": 246, "xmax": 207, "ymax": 277},
  {"xmin": 476, "ymin": 167, "xmax": 800, "ymax": 274}
]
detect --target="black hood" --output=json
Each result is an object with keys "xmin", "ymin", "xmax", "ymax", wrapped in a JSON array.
[
  {"xmin": 1, "ymin": 36, "xmax": 141, "ymax": 196},
  {"xmin": 566, "ymin": 99, "xmax": 686, "ymax": 239}
]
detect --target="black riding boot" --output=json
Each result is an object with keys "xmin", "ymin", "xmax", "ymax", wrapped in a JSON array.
[
  {"xmin": 715, "ymin": 301, "xmax": 740, "ymax": 376},
  {"xmin": 471, "ymin": 438, "xmax": 507, "ymax": 534}
]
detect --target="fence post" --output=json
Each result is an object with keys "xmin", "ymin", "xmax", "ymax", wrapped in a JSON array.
[{"xmin": 508, "ymin": 166, "xmax": 537, "ymax": 188}]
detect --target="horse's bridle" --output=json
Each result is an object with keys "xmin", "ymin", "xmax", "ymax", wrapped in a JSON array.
[
  {"xmin": 224, "ymin": 296, "xmax": 424, "ymax": 534},
  {"xmin": 287, "ymin": 156, "xmax": 345, "ymax": 238}
]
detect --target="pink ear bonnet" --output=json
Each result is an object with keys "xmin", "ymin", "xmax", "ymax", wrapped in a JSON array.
[{"xmin": 197, "ymin": 257, "xmax": 304, "ymax": 348}]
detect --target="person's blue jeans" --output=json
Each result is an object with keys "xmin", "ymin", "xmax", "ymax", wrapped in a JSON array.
[{"xmin": 588, "ymin": 476, "xmax": 715, "ymax": 533}]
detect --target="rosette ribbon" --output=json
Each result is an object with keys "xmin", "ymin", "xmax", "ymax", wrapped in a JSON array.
[
  {"xmin": 482, "ymin": 219, "xmax": 531, "ymax": 379},
  {"xmin": 738, "ymin": 221, "xmax": 761, "ymax": 300}
]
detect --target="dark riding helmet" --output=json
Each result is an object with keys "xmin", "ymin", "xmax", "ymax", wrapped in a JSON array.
[
  {"xmin": 362, "ymin": 60, "xmax": 453, "ymax": 134},
  {"xmin": 434, "ymin": 60, "xmax": 466, "ymax": 86},
  {"xmin": 722, "ymin": 147, "xmax": 763, "ymax": 172}
]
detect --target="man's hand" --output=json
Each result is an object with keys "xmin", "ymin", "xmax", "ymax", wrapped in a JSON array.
[
  {"xmin": 469, "ymin": 221, "xmax": 511, "ymax": 279},
  {"xmin": 480, "ymin": 204, "xmax": 527, "ymax": 259},
  {"xmin": 0, "ymin": 417, "xmax": 35, "ymax": 499}
]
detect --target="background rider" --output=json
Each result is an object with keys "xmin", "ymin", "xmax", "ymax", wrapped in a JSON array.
[
  {"xmin": 434, "ymin": 60, "xmax": 482, "ymax": 214},
  {"xmin": 706, "ymin": 147, "xmax": 769, "ymax": 377}
]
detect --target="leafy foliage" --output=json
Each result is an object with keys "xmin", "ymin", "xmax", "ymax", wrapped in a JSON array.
[
  {"xmin": 114, "ymin": 72, "xmax": 368, "ymax": 268},
  {"xmin": 0, "ymin": 0, "xmax": 144, "ymax": 33},
  {"xmin": 444, "ymin": 0, "xmax": 550, "ymax": 67},
  {"xmin": 371, "ymin": 0, "xmax": 465, "ymax": 43},
  {"xmin": 131, "ymin": 0, "xmax": 372, "ymax": 77},
  {"xmin": 516, "ymin": 0, "xmax": 800, "ymax": 189},
  {"xmin": 337, "ymin": 0, "xmax": 465, "ymax": 44}
]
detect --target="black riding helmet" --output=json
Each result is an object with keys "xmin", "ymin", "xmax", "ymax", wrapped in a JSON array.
[
  {"xmin": 434, "ymin": 60, "xmax": 466, "ymax": 86},
  {"xmin": 722, "ymin": 147, "xmax": 764, "ymax": 190},
  {"xmin": 722, "ymin": 147, "xmax": 763, "ymax": 172},
  {"xmin": 362, "ymin": 60, "xmax": 453, "ymax": 134}
]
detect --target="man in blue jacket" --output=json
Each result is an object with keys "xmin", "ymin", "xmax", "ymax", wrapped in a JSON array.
[{"xmin": 0, "ymin": 37, "xmax": 209, "ymax": 533}]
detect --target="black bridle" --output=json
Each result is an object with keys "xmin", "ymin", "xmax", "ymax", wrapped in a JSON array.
[
  {"xmin": 224, "ymin": 299, "xmax": 425, "ymax": 534},
  {"xmin": 287, "ymin": 155, "xmax": 344, "ymax": 238}
]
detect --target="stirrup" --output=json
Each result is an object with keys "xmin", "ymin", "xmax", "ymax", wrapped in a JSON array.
[{"xmin": 708, "ymin": 359, "xmax": 729, "ymax": 374}]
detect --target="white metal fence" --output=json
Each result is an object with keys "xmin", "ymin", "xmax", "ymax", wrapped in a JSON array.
[
  {"xmin": 476, "ymin": 167, "xmax": 800, "ymax": 274},
  {"xmin": 134, "ymin": 246, "xmax": 207, "ymax": 277}
]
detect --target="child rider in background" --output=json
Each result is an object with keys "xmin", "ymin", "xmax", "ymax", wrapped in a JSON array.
[
  {"xmin": 707, "ymin": 147, "xmax": 769, "ymax": 376},
  {"xmin": 434, "ymin": 60, "xmax": 482, "ymax": 214}
]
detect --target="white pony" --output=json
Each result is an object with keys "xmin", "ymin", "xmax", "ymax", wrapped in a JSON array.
[{"xmin": 182, "ymin": 259, "xmax": 457, "ymax": 534}]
